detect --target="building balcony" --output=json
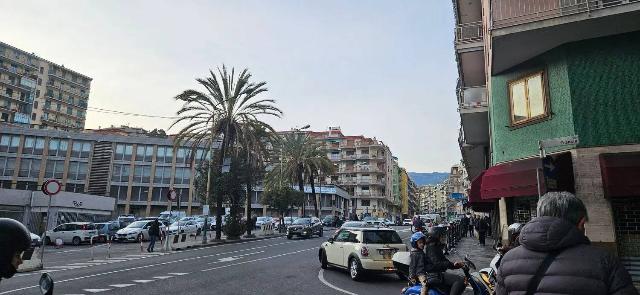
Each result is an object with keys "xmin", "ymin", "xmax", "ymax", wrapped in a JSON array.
[
  {"xmin": 43, "ymin": 106, "xmax": 85, "ymax": 121},
  {"xmin": 341, "ymin": 154, "xmax": 357, "ymax": 160},
  {"xmin": 0, "ymin": 53, "xmax": 38, "ymax": 70},
  {"xmin": 45, "ymin": 94, "xmax": 88, "ymax": 111},
  {"xmin": 458, "ymin": 86, "xmax": 488, "ymax": 113},
  {"xmin": 46, "ymin": 83, "xmax": 90, "ymax": 100},
  {"xmin": 355, "ymin": 166, "xmax": 385, "ymax": 173},
  {"xmin": 458, "ymin": 127, "xmax": 488, "ymax": 180},
  {"xmin": 0, "ymin": 78, "xmax": 33, "ymax": 93},
  {"xmin": 0, "ymin": 92, "xmax": 32, "ymax": 105},
  {"xmin": 490, "ymin": 0, "xmax": 640, "ymax": 73},
  {"xmin": 48, "ymin": 72, "xmax": 90, "ymax": 89},
  {"xmin": 455, "ymin": 21, "xmax": 484, "ymax": 50},
  {"xmin": 338, "ymin": 168, "xmax": 355, "ymax": 173}
]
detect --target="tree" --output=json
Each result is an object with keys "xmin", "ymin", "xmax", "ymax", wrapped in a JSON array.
[
  {"xmin": 261, "ymin": 186, "xmax": 304, "ymax": 227},
  {"xmin": 306, "ymin": 148, "xmax": 336, "ymax": 217},
  {"xmin": 171, "ymin": 65, "xmax": 282, "ymax": 240}
]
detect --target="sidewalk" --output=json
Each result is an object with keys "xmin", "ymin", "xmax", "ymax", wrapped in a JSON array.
[{"xmin": 448, "ymin": 236, "xmax": 497, "ymax": 273}]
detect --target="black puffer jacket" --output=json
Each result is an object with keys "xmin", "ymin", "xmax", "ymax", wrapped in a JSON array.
[{"xmin": 496, "ymin": 216, "xmax": 637, "ymax": 295}]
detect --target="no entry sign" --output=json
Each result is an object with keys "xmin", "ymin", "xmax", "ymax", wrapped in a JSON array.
[{"xmin": 41, "ymin": 179, "xmax": 61, "ymax": 196}]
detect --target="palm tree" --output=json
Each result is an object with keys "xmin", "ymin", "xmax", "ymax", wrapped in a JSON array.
[
  {"xmin": 306, "ymin": 149, "xmax": 336, "ymax": 218},
  {"xmin": 171, "ymin": 65, "xmax": 282, "ymax": 240}
]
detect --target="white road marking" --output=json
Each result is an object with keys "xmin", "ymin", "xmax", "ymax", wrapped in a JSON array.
[
  {"xmin": 201, "ymin": 247, "xmax": 315, "ymax": 272},
  {"xmin": 318, "ymin": 269, "xmax": 359, "ymax": 295},
  {"xmin": 83, "ymin": 289, "xmax": 111, "ymax": 293},
  {"xmin": 67, "ymin": 263, "xmax": 103, "ymax": 266},
  {"xmin": 152, "ymin": 276, "xmax": 173, "ymax": 279},
  {"xmin": 214, "ymin": 251, "xmax": 265, "ymax": 263},
  {"xmin": 132, "ymin": 279, "xmax": 154, "ymax": 283},
  {"xmin": 167, "ymin": 272, "xmax": 189, "ymax": 276},
  {"xmin": 109, "ymin": 284, "xmax": 135, "ymax": 288}
]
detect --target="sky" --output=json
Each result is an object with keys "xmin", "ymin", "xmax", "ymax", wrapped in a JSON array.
[{"xmin": 2, "ymin": 1, "xmax": 460, "ymax": 172}]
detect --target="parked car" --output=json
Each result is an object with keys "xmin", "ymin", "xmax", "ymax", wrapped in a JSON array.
[
  {"xmin": 287, "ymin": 217, "xmax": 323, "ymax": 239},
  {"xmin": 95, "ymin": 221, "xmax": 120, "ymax": 242},
  {"xmin": 209, "ymin": 215, "xmax": 229, "ymax": 230},
  {"xmin": 322, "ymin": 215, "xmax": 335, "ymax": 226},
  {"xmin": 159, "ymin": 211, "xmax": 186, "ymax": 222},
  {"xmin": 45, "ymin": 222, "xmax": 99, "ymax": 246},
  {"xmin": 282, "ymin": 217, "xmax": 295, "ymax": 225},
  {"xmin": 116, "ymin": 220, "xmax": 165, "ymax": 242},
  {"xmin": 168, "ymin": 220, "xmax": 199, "ymax": 235},
  {"xmin": 117, "ymin": 215, "xmax": 136, "ymax": 228},
  {"xmin": 402, "ymin": 219, "xmax": 412, "ymax": 226},
  {"xmin": 255, "ymin": 216, "xmax": 273, "ymax": 228},
  {"xmin": 319, "ymin": 227, "xmax": 407, "ymax": 281},
  {"xmin": 29, "ymin": 232, "xmax": 42, "ymax": 247}
]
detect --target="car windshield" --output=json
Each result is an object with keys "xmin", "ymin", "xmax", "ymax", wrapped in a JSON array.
[
  {"xmin": 171, "ymin": 221, "xmax": 189, "ymax": 227},
  {"xmin": 293, "ymin": 218, "xmax": 310, "ymax": 225},
  {"xmin": 363, "ymin": 231, "xmax": 402, "ymax": 244},
  {"xmin": 363, "ymin": 217, "xmax": 375, "ymax": 222},
  {"xmin": 126, "ymin": 221, "xmax": 148, "ymax": 229}
]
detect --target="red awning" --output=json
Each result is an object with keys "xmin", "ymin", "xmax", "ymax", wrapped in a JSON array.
[
  {"xmin": 468, "ymin": 171, "xmax": 494, "ymax": 203},
  {"xmin": 600, "ymin": 152, "xmax": 640, "ymax": 198},
  {"xmin": 481, "ymin": 157, "xmax": 544, "ymax": 199}
]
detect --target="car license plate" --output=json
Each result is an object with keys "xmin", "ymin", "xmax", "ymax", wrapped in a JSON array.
[{"xmin": 379, "ymin": 249, "xmax": 394, "ymax": 259}]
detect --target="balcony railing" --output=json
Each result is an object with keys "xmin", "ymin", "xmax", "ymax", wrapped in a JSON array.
[
  {"xmin": 491, "ymin": 0, "xmax": 639, "ymax": 29},
  {"xmin": 455, "ymin": 21, "xmax": 484, "ymax": 44},
  {"xmin": 458, "ymin": 86, "xmax": 488, "ymax": 109},
  {"xmin": 341, "ymin": 154, "xmax": 357, "ymax": 160}
]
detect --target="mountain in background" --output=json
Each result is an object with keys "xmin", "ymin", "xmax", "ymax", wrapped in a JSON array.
[{"xmin": 408, "ymin": 172, "xmax": 449, "ymax": 186}]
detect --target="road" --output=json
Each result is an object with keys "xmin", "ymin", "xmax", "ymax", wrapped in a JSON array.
[{"xmin": 1, "ymin": 226, "xmax": 489, "ymax": 295}]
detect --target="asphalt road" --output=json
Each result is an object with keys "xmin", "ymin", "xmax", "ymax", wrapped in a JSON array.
[{"xmin": 0, "ymin": 226, "xmax": 487, "ymax": 295}]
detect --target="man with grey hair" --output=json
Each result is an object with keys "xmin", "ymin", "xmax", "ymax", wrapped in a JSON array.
[{"xmin": 496, "ymin": 192, "xmax": 637, "ymax": 295}]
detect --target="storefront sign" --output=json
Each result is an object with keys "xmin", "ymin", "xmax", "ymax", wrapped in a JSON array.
[{"xmin": 540, "ymin": 135, "xmax": 579, "ymax": 149}]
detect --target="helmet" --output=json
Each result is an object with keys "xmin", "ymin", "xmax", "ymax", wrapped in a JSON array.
[
  {"xmin": 425, "ymin": 226, "xmax": 447, "ymax": 243},
  {"xmin": 507, "ymin": 223, "xmax": 524, "ymax": 244},
  {"xmin": 410, "ymin": 232, "xmax": 426, "ymax": 248},
  {"xmin": 0, "ymin": 218, "xmax": 32, "ymax": 279}
]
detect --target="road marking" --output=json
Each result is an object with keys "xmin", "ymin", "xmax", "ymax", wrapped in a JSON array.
[
  {"xmin": 67, "ymin": 263, "xmax": 103, "ymax": 266},
  {"xmin": 83, "ymin": 289, "xmax": 111, "ymax": 293},
  {"xmin": 167, "ymin": 272, "xmax": 189, "ymax": 275},
  {"xmin": 152, "ymin": 276, "xmax": 173, "ymax": 279},
  {"xmin": 109, "ymin": 284, "xmax": 135, "ymax": 288},
  {"xmin": 214, "ymin": 251, "xmax": 265, "ymax": 263},
  {"xmin": 201, "ymin": 247, "xmax": 315, "ymax": 272},
  {"xmin": 318, "ymin": 269, "xmax": 359, "ymax": 295},
  {"xmin": 132, "ymin": 280, "xmax": 155, "ymax": 283}
]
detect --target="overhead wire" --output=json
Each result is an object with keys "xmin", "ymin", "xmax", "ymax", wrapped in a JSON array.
[{"xmin": 86, "ymin": 107, "xmax": 180, "ymax": 119}]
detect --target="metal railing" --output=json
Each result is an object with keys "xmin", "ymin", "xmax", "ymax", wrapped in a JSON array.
[
  {"xmin": 455, "ymin": 21, "xmax": 484, "ymax": 44},
  {"xmin": 458, "ymin": 86, "xmax": 488, "ymax": 109},
  {"xmin": 491, "ymin": 0, "xmax": 639, "ymax": 29}
]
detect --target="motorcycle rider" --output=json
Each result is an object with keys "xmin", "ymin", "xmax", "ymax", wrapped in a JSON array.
[
  {"xmin": 498, "ymin": 223, "xmax": 523, "ymax": 254},
  {"xmin": 0, "ymin": 218, "xmax": 32, "ymax": 283},
  {"xmin": 424, "ymin": 227, "xmax": 466, "ymax": 295},
  {"xmin": 413, "ymin": 216, "xmax": 426, "ymax": 233},
  {"xmin": 409, "ymin": 232, "xmax": 429, "ymax": 295}
]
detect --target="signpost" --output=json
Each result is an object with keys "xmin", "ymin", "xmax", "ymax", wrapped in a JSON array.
[
  {"xmin": 40, "ymin": 179, "xmax": 62, "ymax": 265},
  {"xmin": 537, "ymin": 135, "xmax": 579, "ymax": 197}
]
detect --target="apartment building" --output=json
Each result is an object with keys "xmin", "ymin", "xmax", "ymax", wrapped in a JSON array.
[
  {"xmin": 307, "ymin": 127, "xmax": 397, "ymax": 219},
  {"xmin": 453, "ymin": 0, "xmax": 640, "ymax": 279},
  {"xmin": 0, "ymin": 41, "xmax": 91, "ymax": 130},
  {"xmin": 0, "ymin": 124, "xmax": 205, "ymax": 218}
]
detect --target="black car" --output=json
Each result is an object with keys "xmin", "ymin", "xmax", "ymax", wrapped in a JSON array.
[
  {"xmin": 287, "ymin": 217, "xmax": 323, "ymax": 239},
  {"xmin": 322, "ymin": 215, "xmax": 334, "ymax": 226}
]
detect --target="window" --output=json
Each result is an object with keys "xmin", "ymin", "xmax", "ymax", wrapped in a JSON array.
[
  {"xmin": 110, "ymin": 185, "xmax": 129, "ymax": 201},
  {"xmin": 40, "ymin": 67, "xmax": 44, "ymax": 74},
  {"xmin": 156, "ymin": 146, "xmax": 173, "ymax": 163},
  {"xmin": 45, "ymin": 160, "xmax": 65, "ymax": 179},
  {"xmin": 152, "ymin": 187, "xmax": 169, "ymax": 202},
  {"xmin": 65, "ymin": 183, "xmax": 84, "ymax": 193},
  {"xmin": 71, "ymin": 141, "xmax": 91, "ymax": 158},
  {"xmin": 135, "ymin": 145, "xmax": 153, "ymax": 162},
  {"xmin": 508, "ymin": 71, "xmax": 548, "ymax": 125},
  {"xmin": 0, "ymin": 156, "xmax": 16, "ymax": 176},
  {"xmin": 16, "ymin": 181, "xmax": 38, "ymax": 191},
  {"xmin": 154, "ymin": 166, "xmax": 171, "ymax": 184},
  {"xmin": 31, "ymin": 113, "xmax": 36, "ymax": 121},
  {"xmin": 194, "ymin": 149, "xmax": 209, "ymax": 165},
  {"xmin": 174, "ymin": 167, "xmax": 191, "ymax": 185},
  {"xmin": 0, "ymin": 135, "xmax": 20, "ymax": 153},
  {"xmin": 363, "ymin": 231, "xmax": 402, "ymax": 244},
  {"xmin": 34, "ymin": 100, "xmax": 38, "ymax": 108},
  {"xmin": 115, "ymin": 144, "xmax": 133, "ymax": 161},
  {"xmin": 133, "ymin": 165, "xmax": 151, "ymax": 183},
  {"xmin": 22, "ymin": 136, "xmax": 45, "ymax": 155},
  {"xmin": 361, "ymin": 199, "xmax": 370, "ymax": 207},
  {"xmin": 175, "ymin": 148, "xmax": 188, "ymax": 164},
  {"xmin": 111, "ymin": 164, "xmax": 130, "ymax": 182},
  {"xmin": 67, "ymin": 161, "xmax": 87, "ymax": 181},
  {"xmin": 131, "ymin": 186, "xmax": 150, "ymax": 202},
  {"xmin": 66, "ymin": 107, "xmax": 73, "ymax": 115},
  {"xmin": 5, "ymin": 88, "xmax": 12, "ymax": 96},
  {"xmin": 48, "ymin": 139, "xmax": 68, "ymax": 157},
  {"xmin": 18, "ymin": 159, "xmax": 41, "ymax": 178}
]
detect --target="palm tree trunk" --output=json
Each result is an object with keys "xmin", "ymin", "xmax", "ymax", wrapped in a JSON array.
[
  {"xmin": 297, "ymin": 163, "xmax": 305, "ymax": 217},
  {"xmin": 215, "ymin": 139, "xmax": 227, "ymax": 240},
  {"xmin": 245, "ymin": 154, "xmax": 253, "ymax": 237},
  {"xmin": 310, "ymin": 170, "xmax": 319, "ymax": 218}
]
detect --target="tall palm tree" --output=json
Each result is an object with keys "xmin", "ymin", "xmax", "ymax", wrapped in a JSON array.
[
  {"xmin": 171, "ymin": 65, "xmax": 282, "ymax": 240},
  {"xmin": 306, "ymin": 149, "xmax": 336, "ymax": 218}
]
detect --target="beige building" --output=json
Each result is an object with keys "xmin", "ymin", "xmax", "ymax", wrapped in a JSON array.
[
  {"xmin": 307, "ymin": 127, "xmax": 397, "ymax": 218},
  {"xmin": 0, "ymin": 41, "xmax": 91, "ymax": 130}
]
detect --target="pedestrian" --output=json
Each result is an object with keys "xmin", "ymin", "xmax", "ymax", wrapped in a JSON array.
[
  {"xmin": 0, "ymin": 218, "xmax": 32, "ymax": 283},
  {"xmin": 147, "ymin": 219, "xmax": 160, "ymax": 253},
  {"xmin": 496, "ymin": 192, "xmax": 638, "ymax": 295},
  {"xmin": 476, "ymin": 215, "xmax": 488, "ymax": 246},
  {"xmin": 461, "ymin": 215, "xmax": 469, "ymax": 237},
  {"xmin": 484, "ymin": 216, "xmax": 491, "ymax": 237},
  {"xmin": 468, "ymin": 215, "xmax": 475, "ymax": 238}
]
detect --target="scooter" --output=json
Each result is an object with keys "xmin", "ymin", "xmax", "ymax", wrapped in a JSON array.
[
  {"xmin": 392, "ymin": 252, "xmax": 491, "ymax": 295},
  {"xmin": 476, "ymin": 246, "xmax": 504, "ymax": 294}
]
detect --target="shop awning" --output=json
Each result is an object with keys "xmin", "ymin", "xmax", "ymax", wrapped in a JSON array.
[
  {"xmin": 468, "ymin": 171, "xmax": 493, "ymax": 203},
  {"xmin": 600, "ymin": 152, "xmax": 640, "ymax": 198},
  {"xmin": 481, "ymin": 157, "xmax": 544, "ymax": 200}
]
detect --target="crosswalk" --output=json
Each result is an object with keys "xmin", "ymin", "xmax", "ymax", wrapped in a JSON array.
[{"xmin": 60, "ymin": 272, "xmax": 191, "ymax": 295}]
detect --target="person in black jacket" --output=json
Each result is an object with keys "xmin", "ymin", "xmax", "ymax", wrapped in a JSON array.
[
  {"xmin": 496, "ymin": 192, "xmax": 637, "ymax": 295},
  {"xmin": 409, "ymin": 232, "xmax": 429, "ymax": 295},
  {"xmin": 424, "ymin": 227, "xmax": 465, "ymax": 295},
  {"xmin": 147, "ymin": 219, "xmax": 161, "ymax": 253},
  {"xmin": 476, "ymin": 216, "xmax": 489, "ymax": 246}
]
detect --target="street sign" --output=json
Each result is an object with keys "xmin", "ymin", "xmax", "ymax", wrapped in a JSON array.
[
  {"xmin": 41, "ymin": 179, "xmax": 61, "ymax": 196},
  {"xmin": 539, "ymin": 135, "xmax": 579, "ymax": 149},
  {"xmin": 167, "ymin": 189, "xmax": 177, "ymax": 201}
]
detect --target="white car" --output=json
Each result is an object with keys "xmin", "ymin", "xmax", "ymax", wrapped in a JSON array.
[
  {"xmin": 255, "ymin": 216, "xmax": 273, "ymax": 228},
  {"xmin": 45, "ymin": 222, "xmax": 99, "ymax": 246},
  {"xmin": 168, "ymin": 220, "xmax": 199, "ymax": 235},
  {"xmin": 402, "ymin": 219, "xmax": 412, "ymax": 226},
  {"xmin": 319, "ymin": 227, "xmax": 407, "ymax": 281},
  {"xmin": 116, "ymin": 220, "xmax": 165, "ymax": 242}
]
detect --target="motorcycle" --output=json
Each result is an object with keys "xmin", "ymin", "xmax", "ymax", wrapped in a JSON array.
[
  {"xmin": 392, "ymin": 252, "xmax": 491, "ymax": 295},
  {"xmin": 476, "ymin": 245, "xmax": 505, "ymax": 294}
]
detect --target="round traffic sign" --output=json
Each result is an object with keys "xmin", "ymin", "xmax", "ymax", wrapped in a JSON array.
[
  {"xmin": 167, "ymin": 189, "xmax": 177, "ymax": 201},
  {"xmin": 42, "ymin": 179, "xmax": 62, "ymax": 196}
]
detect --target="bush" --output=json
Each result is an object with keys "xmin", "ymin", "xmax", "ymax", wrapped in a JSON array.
[{"xmin": 223, "ymin": 215, "xmax": 246, "ymax": 240}]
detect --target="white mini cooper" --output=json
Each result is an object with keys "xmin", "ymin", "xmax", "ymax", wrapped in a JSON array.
[{"xmin": 319, "ymin": 227, "xmax": 408, "ymax": 281}]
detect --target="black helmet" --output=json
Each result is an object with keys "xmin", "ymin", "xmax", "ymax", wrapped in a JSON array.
[
  {"xmin": 425, "ymin": 226, "xmax": 447, "ymax": 243},
  {"xmin": 0, "ymin": 218, "xmax": 32, "ymax": 279}
]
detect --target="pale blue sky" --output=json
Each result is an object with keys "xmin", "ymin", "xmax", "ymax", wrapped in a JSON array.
[{"xmin": 2, "ymin": 1, "xmax": 460, "ymax": 172}]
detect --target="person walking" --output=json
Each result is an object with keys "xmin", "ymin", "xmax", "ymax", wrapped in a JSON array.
[
  {"xmin": 476, "ymin": 216, "xmax": 488, "ymax": 246},
  {"xmin": 147, "ymin": 219, "xmax": 160, "ymax": 253},
  {"xmin": 496, "ymin": 192, "xmax": 637, "ymax": 295},
  {"xmin": 468, "ymin": 215, "xmax": 475, "ymax": 238},
  {"xmin": 461, "ymin": 215, "xmax": 469, "ymax": 237},
  {"xmin": 484, "ymin": 216, "xmax": 492, "ymax": 237}
]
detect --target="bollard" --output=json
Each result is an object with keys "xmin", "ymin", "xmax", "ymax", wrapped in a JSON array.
[
  {"xmin": 90, "ymin": 235, "xmax": 95, "ymax": 261},
  {"xmin": 107, "ymin": 236, "xmax": 111, "ymax": 258},
  {"xmin": 140, "ymin": 238, "xmax": 144, "ymax": 253}
]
